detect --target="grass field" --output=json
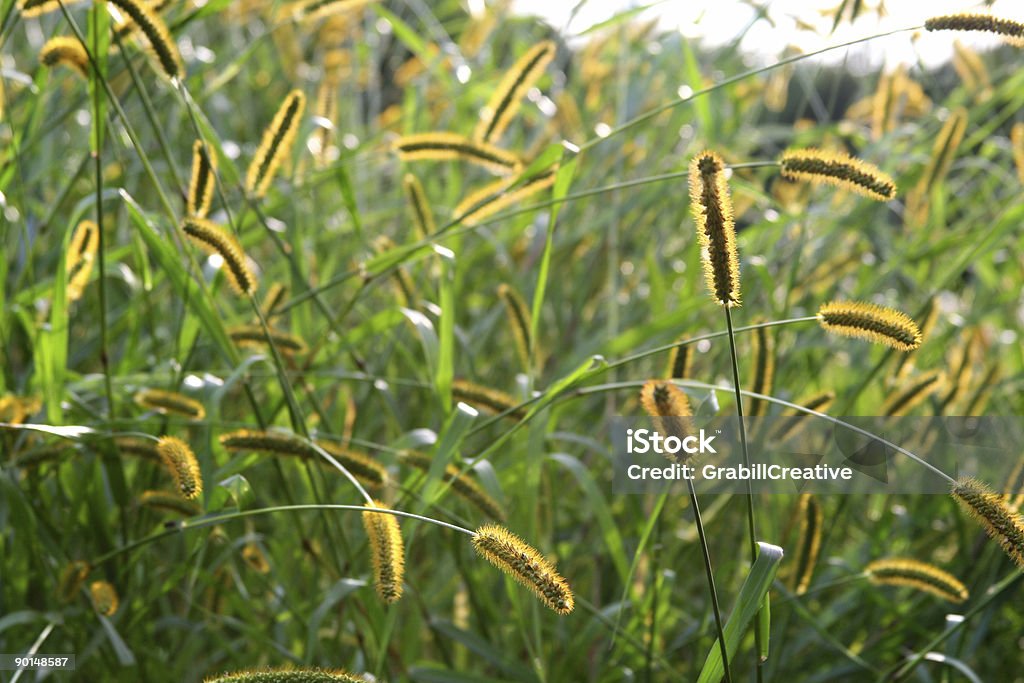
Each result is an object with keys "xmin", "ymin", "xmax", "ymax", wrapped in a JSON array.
[{"xmin": 2, "ymin": 1, "xmax": 1024, "ymax": 681}]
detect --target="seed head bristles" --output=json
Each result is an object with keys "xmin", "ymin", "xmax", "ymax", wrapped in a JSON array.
[
  {"xmin": 18, "ymin": 0, "xmax": 86, "ymax": 18},
  {"xmin": 107, "ymin": 0, "xmax": 183, "ymax": 80},
  {"xmin": 817, "ymin": 301, "xmax": 922, "ymax": 351},
  {"xmin": 187, "ymin": 140, "xmax": 217, "ymax": 218},
  {"xmin": 639, "ymin": 380, "xmax": 695, "ymax": 463},
  {"xmin": 394, "ymin": 132, "xmax": 523, "ymax": 176},
  {"xmin": 472, "ymin": 524, "xmax": 574, "ymax": 614},
  {"xmin": 769, "ymin": 392, "xmax": 835, "ymax": 443},
  {"xmin": 497, "ymin": 284, "xmax": 533, "ymax": 372},
  {"xmin": 66, "ymin": 220, "xmax": 99, "ymax": 302},
  {"xmin": 89, "ymin": 580, "xmax": 119, "ymax": 616},
  {"xmin": 181, "ymin": 218, "xmax": 256, "ymax": 295},
  {"xmin": 454, "ymin": 165, "xmax": 557, "ymax": 226},
  {"xmin": 779, "ymin": 148, "xmax": 896, "ymax": 201},
  {"xmin": 1011, "ymin": 123, "xmax": 1024, "ymax": 184},
  {"xmin": 57, "ymin": 560, "xmax": 90, "ymax": 603},
  {"xmin": 665, "ymin": 337, "xmax": 691, "ymax": 380},
  {"xmin": 473, "ymin": 40, "xmax": 556, "ymax": 144},
  {"xmin": 242, "ymin": 543, "xmax": 270, "ymax": 573},
  {"xmin": 205, "ymin": 668, "xmax": 367, "ymax": 683},
  {"xmin": 246, "ymin": 90, "xmax": 306, "ymax": 198},
  {"xmin": 953, "ymin": 41, "xmax": 990, "ymax": 95},
  {"xmin": 403, "ymin": 173, "xmax": 436, "ymax": 238},
  {"xmin": 312, "ymin": 79, "xmax": 337, "ymax": 169},
  {"xmin": 137, "ymin": 489, "xmax": 201, "ymax": 516},
  {"xmin": 792, "ymin": 494, "xmax": 822, "ymax": 595},
  {"xmin": 294, "ymin": 0, "xmax": 378, "ymax": 22},
  {"xmin": 218, "ymin": 430, "xmax": 387, "ymax": 486},
  {"xmin": 40, "ymin": 37, "xmax": 90, "ymax": 78},
  {"xmin": 952, "ymin": 477, "xmax": 1024, "ymax": 568},
  {"xmin": 315, "ymin": 440, "xmax": 389, "ymax": 487},
  {"xmin": 688, "ymin": 150, "xmax": 741, "ymax": 307},
  {"xmin": 156, "ymin": 436, "xmax": 202, "ymax": 500},
  {"xmin": 112, "ymin": 0, "xmax": 173, "ymax": 41},
  {"xmin": 865, "ymin": 558, "xmax": 969, "ymax": 603},
  {"xmin": 113, "ymin": 436, "xmax": 161, "ymax": 462},
  {"xmin": 228, "ymin": 325, "xmax": 308, "ymax": 355},
  {"xmin": 925, "ymin": 13, "xmax": 1024, "ymax": 43},
  {"xmin": 451, "ymin": 380, "xmax": 525, "ymax": 419},
  {"xmin": 748, "ymin": 323, "xmax": 775, "ymax": 417},
  {"xmin": 134, "ymin": 388, "xmax": 206, "ymax": 420},
  {"xmin": 362, "ymin": 500, "xmax": 405, "ymax": 604},
  {"xmin": 401, "ymin": 451, "xmax": 506, "ymax": 520},
  {"xmin": 882, "ymin": 370, "xmax": 944, "ymax": 417},
  {"xmin": 919, "ymin": 108, "xmax": 968, "ymax": 194},
  {"xmin": 260, "ymin": 282, "xmax": 288, "ymax": 321}
]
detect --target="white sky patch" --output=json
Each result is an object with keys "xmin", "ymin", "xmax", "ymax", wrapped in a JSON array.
[{"xmin": 512, "ymin": 0, "xmax": 1022, "ymax": 68}]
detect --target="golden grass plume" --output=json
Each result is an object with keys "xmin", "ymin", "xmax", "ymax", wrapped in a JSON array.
[
  {"xmin": 689, "ymin": 150, "xmax": 741, "ymax": 307},
  {"xmin": 472, "ymin": 524, "xmax": 574, "ymax": 614}
]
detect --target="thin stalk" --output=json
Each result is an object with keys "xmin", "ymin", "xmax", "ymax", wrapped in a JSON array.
[
  {"xmin": 687, "ymin": 476, "xmax": 732, "ymax": 683},
  {"xmin": 724, "ymin": 306, "xmax": 763, "ymax": 681}
]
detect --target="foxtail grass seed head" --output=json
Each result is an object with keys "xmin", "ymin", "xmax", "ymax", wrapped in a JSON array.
[
  {"xmin": 792, "ymin": 494, "xmax": 822, "ymax": 595},
  {"xmin": 294, "ymin": 0, "xmax": 378, "ymax": 22},
  {"xmin": 919, "ymin": 108, "xmax": 968, "ymax": 195},
  {"xmin": 246, "ymin": 90, "xmax": 306, "ymax": 198},
  {"xmin": 114, "ymin": 436, "xmax": 162, "ymax": 462},
  {"xmin": 134, "ymin": 388, "xmax": 206, "ymax": 420},
  {"xmin": 924, "ymin": 13, "xmax": 1024, "ymax": 43},
  {"xmin": 454, "ymin": 165, "xmax": 557, "ymax": 226},
  {"xmin": 219, "ymin": 429, "xmax": 317, "ymax": 458},
  {"xmin": 260, "ymin": 282, "xmax": 289, "ymax": 321},
  {"xmin": 640, "ymin": 380, "xmax": 696, "ymax": 463},
  {"xmin": 779, "ymin": 148, "xmax": 896, "ymax": 201},
  {"xmin": 181, "ymin": 218, "xmax": 256, "ymax": 295},
  {"xmin": 882, "ymin": 370, "xmax": 944, "ymax": 416},
  {"xmin": 242, "ymin": 543, "xmax": 270, "ymax": 574},
  {"xmin": 403, "ymin": 173, "xmax": 436, "ymax": 237},
  {"xmin": 66, "ymin": 220, "xmax": 99, "ymax": 302},
  {"xmin": 108, "ymin": 0, "xmax": 182, "ymax": 79},
  {"xmin": 1003, "ymin": 459, "xmax": 1024, "ymax": 512},
  {"xmin": 89, "ymin": 580, "xmax": 119, "ymax": 616},
  {"xmin": 497, "ymin": 283, "xmax": 533, "ymax": 372},
  {"xmin": 689, "ymin": 150, "xmax": 741, "ymax": 307},
  {"xmin": 451, "ymin": 379, "xmax": 525, "ymax": 419},
  {"xmin": 393, "ymin": 132, "xmax": 522, "ymax": 176},
  {"xmin": 205, "ymin": 668, "xmax": 368, "ymax": 683},
  {"xmin": 1012, "ymin": 122, "xmax": 1024, "ymax": 184},
  {"xmin": 474, "ymin": 40, "xmax": 556, "ymax": 144},
  {"xmin": 156, "ymin": 436, "xmax": 202, "ymax": 500},
  {"xmin": 952, "ymin": 477, "xmax": 1024, "ymax": 568},
  {"xmin": 188, "ymin": 140, "xmax": 217, "ymax": 218},
  {"xmin": 18, "ymin": 0, "xmax": 86, "ymax": 18},
  {"xmin": 57, "ymin": 560, "xmax": 90, "ymax": 603},
  {"xmin": 138, "ymin": 489, "xmax": 201, "ymax": 516},
  {"xmin": 865, "ymin": 558, "xmax": 968, "ymax": 603},
  {"xmin": 472, "ymin": 524, "xmax": 574, "ymax": 614},
  {"xmin": 401, "ymin": 451, "xmax": 506, "ymax": 520},
  {"xmin": 362, "ymin": 500, "xmax": 405, "ymax": 604},
  {"xmin": 817, "ymin": 301, "xmax": 922, "ymax": 351},
  {"xmin": 314, "ymin": 440, "xmax": 389, "ymax": 487},
  {"xmin": 40, "ymin": 37, "xmax": 89, "ymax": 78},
  {"xmin": 665, "ymin": 338, "xmax": 691, "ymax": 380},
  {"xmin": 770, "ymin": 392, "xmax": 835, "ymax": 443},
  {"xmin": 227, "ymin": 325, "xmax": 308, "ymax": 355}
]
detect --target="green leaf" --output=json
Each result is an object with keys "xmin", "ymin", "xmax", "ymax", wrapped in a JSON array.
[{"xmin": 696, "ymin": 542, "xmax": 784, "ymax": 683}]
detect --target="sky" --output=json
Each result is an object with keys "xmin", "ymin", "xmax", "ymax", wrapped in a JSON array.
[{"xmin": 510, "ymin": 0, "xmax": 1022, "ymax": 68}]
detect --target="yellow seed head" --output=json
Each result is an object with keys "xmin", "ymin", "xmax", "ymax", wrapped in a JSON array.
[
  {"xmin": 246, "ymin": 90, "xmax": 306, "ymax": 198},
  {"xmin": 472, "ymin": 524, "xmax": 574, "ymax": 614},
  {"xmin": 187, "ymin": 140, "xmax": 217, "ymax": 218},
  {"xmin": 474, "ymin": 40, "xmax": 557, "ymax": 144},
  {"xmin": 57, "ymin": 560, "xmax": 90, "ymax": 603},
  {"xmin": 454, "ymin": 165, "xmax": 557, "ymax": 226},
  {"xmin": 181, "ymin": 218, "xmax": 256, "ymax": 295},
  {"xmin": 40, "ymin": 37, "xmax": 90, "ymax": 78},
  {"xmin": 451, "ymin": 379, "xmax": 524, "ymax": 419},
  {"xmin": 817, "ymin": 300, "xmax": 922, "ymax": 351},
  {"xmin": 792, "ymin": 494, "xmax": 822, "ymax": 595},
  {"xmin": 865, "ymin": 558, "xmax": 969, "ymax": 603},
  {"xmin": 138, "ymin": 489, "xmax": 200, "ymax": 516},
  {"xmin": 925, "ymin": 13, "xmax": 1024, "ymax": 43},
  {"xmin": 394, "ymin": 132, "xmax": 522, "ymax": 176},
  {"xmin": 89, "ymin": 580, "xmax": 120, "ymax": 616},
  {"xmin": 882, "ymin": 370, "xmax": 945, "ymax": 416},
  {"xmin": 639, "ymin": 380, "xmax": 695, "ymax": 463},
  {"xmin": 134, "ymin": 388, "xmax": 206, "ymax": 420},
  {"xmin": 156, "ymin": 436, "xmax": 202, "ymax": 500},
  {"xmin": 66, "ymin": 220, "xmax": 99, "ymax": 302},
  {"xmin": 952, "ymin": 477, "xmax": 1024, "ymax": 568},
  {"xmin": 402, "ymin": 173, "xmax": 436, "ymax": 238},
  {"xmin": 362, "ymin": 500, "xmax": 405, "ymax": 604},
  {"xmin": 19, "ymin": 0, "xmax": 87, "ymax": 18},
  {"xmin": 108, "ymin": 0, "xmax": 183, "ymax": 79},
  {"xmin": 779, "ymin": 148, "xmax": 896, "ymax": 201},
  {"xmin": 204, "ymin": 668, "xmax": 367, "ymax": 683},
  {"xmin": 401, "ymin": 451, "xmax": 505, "ymax": 520},
  {"xmin": 689, "ymin": 150, "xmax": 741, "ymax": 307},
  {"xmin": 227, "ymin": 325, "xmax": 308, "ymax": 355}
]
